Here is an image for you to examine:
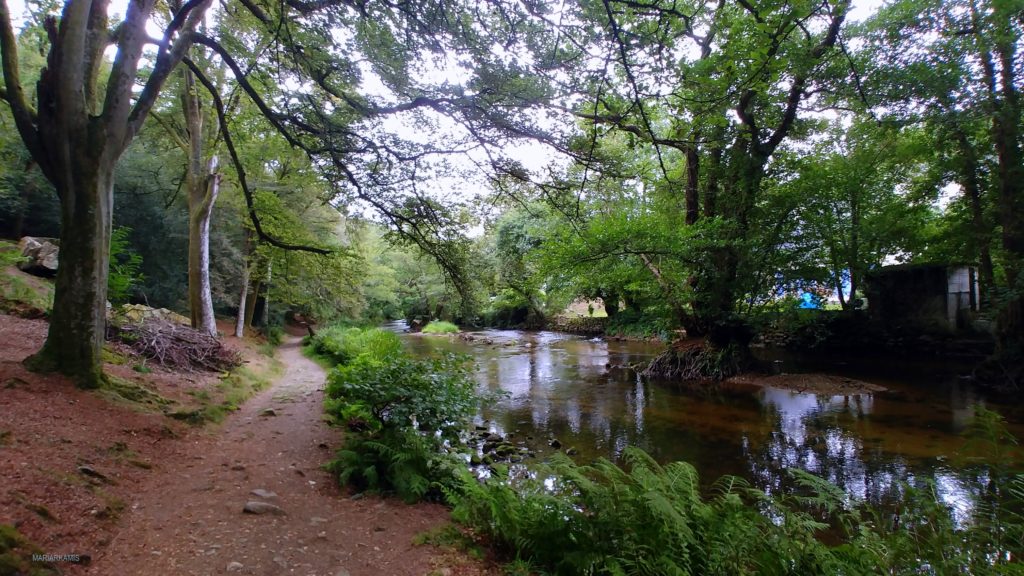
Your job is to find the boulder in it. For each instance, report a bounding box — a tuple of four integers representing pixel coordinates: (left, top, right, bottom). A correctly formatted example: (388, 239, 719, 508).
(116, 303, 191, 326)
(16, 236, 59, 276)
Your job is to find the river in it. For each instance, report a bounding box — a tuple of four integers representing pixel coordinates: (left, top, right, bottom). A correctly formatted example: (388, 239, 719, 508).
(390, 322, 1022, 518)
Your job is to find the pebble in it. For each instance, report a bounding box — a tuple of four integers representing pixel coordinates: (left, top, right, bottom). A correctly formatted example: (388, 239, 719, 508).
(250, 488, 277, 499)
(227, 561, 243, 572)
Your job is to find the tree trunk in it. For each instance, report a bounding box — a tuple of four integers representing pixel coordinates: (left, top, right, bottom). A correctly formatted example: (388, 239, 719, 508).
(953, 128, 996, 299)
(235, 259, 249, 338)
(183, 65, 220, 337)
(245, 279, 261, 328)
(261, 258, 272, 327)
(26, 162, 113, 389)
(187, 166, 220, 335)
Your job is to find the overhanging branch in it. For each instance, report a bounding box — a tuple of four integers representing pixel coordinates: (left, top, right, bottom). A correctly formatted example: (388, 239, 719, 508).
(184, 57, 333, 255)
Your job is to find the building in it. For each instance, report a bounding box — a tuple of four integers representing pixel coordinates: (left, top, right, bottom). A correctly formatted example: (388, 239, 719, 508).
(864, 264, 981, 332)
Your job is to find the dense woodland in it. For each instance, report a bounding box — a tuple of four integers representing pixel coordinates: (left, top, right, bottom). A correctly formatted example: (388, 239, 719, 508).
(0, 0, 1020, 390)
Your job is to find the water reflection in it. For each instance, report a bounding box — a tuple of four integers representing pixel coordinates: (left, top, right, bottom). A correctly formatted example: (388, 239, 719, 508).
(398, 328, 1019, 517)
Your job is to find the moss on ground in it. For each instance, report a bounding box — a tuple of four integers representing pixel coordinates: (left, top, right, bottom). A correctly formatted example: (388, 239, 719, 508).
(0, 524, 60, 575)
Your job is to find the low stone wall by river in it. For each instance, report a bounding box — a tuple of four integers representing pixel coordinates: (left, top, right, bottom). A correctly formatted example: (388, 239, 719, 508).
(547, 315, 608, 335)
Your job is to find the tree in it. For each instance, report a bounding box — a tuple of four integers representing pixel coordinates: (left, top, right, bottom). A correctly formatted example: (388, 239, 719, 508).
(863, 0, 1024, 387)
(0, 0, 211, 387)
(543, 0, 853, 376)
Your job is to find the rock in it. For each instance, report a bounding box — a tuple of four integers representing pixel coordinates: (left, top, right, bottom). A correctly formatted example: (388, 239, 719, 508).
(549, 439, 562, 449)
(565, 447, 579, 456)
(495, 444, 517, 457)
(78, 465, 114, 484)
(242, 501, 285, 515)
(470, 453, 483, 465)
(250, 488, 277, 499)
(17, 236, 59, 276)
(260, 408, 277, 417)
(115, 303, 191, 326)
(226, 561, 244, 572)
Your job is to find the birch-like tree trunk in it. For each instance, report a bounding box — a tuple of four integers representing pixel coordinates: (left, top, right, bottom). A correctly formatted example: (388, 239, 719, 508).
(172, 61, 222, 336)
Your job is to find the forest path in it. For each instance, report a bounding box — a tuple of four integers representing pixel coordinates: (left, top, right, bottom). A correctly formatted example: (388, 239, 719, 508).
(89, 335, 453, 576)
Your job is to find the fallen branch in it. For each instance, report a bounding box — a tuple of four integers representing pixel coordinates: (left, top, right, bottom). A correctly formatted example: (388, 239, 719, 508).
(109, 318, 241, 372)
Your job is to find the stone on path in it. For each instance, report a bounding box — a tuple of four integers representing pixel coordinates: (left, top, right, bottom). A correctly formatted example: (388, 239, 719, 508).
(242, 501, 285, 515)
(250, 488, 277, 499)
(226, 561, 243, 572)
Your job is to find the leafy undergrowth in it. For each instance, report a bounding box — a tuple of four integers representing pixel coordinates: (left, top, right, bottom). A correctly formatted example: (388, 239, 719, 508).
(422, 320, 460, 334)
(306, 324, 403, 365)
(312, 326, 477, 503)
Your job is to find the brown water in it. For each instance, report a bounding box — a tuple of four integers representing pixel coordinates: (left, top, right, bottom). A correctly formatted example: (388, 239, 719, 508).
(393, 323, 1023, 517)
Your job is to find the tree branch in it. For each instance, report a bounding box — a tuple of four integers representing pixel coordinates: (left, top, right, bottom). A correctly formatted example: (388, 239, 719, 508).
(184, 57, 333, 255)
(123, 0, 212, 148)
(0, 0, 43, 163)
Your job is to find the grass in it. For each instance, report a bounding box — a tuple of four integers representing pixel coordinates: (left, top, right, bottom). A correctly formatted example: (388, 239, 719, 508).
(96, 375, 175, 412)
(170, 362, 282, 424)
(422, 320, 459, 334)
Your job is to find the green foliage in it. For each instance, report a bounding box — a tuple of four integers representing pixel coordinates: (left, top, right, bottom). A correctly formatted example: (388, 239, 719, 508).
(308, 326, 403, 366)
(325, 352, 476, 434)
(446, 408, 1024, 576)
(605, 306, 674, 340)
(263, 325, 285, 346)
(422, 320, 459, 334)
(326, 427, 464, 503)
(320, 323, 479, 502)
(107, 227, 144, 306)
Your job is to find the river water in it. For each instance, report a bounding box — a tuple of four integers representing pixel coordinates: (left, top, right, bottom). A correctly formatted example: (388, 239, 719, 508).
(390, 322, 1022, 516)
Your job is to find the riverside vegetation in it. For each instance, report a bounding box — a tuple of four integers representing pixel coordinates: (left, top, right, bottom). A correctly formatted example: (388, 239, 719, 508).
(309, 326, 1024, 575)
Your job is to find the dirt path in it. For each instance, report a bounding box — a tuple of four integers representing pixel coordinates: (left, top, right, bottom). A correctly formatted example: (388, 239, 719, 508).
(89, 336, 454, 576)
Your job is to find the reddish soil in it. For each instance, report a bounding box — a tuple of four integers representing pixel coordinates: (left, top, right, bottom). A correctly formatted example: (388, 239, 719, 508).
(0, 315, 494, 576)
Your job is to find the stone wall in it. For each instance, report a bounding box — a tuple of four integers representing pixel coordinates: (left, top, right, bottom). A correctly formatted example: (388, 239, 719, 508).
(548, 315, 608, 335)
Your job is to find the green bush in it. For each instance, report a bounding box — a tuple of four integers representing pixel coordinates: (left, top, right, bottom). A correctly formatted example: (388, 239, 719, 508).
(108, 226, 144, 305)
(322, 328, 478, 502)
(422, 320, 460, 334)
(308, 326, 403, 365)
(264, 325, 285, 346)
(606, 305, 673, 339)
(326, 427, 464, 503)
(325, 352, 476, 433)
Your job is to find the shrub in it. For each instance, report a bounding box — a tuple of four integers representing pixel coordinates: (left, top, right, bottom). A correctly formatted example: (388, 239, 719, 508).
(605, 305, 673, 340)
(422, 320, 460, 334)
(308, 326, 403, 365)
(108, 226, 144, 305)
(322, 330, 478, 502)
(325, 352, 476, 434)
(264, 325, 285, 346)
(326, 427, 464, 503)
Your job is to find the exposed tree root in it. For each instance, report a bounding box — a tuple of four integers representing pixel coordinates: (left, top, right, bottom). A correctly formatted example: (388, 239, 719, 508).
(641, 340, 748, 381)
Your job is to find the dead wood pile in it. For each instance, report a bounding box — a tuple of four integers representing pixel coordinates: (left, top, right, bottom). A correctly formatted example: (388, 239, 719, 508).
(110, 318, 242, 372)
